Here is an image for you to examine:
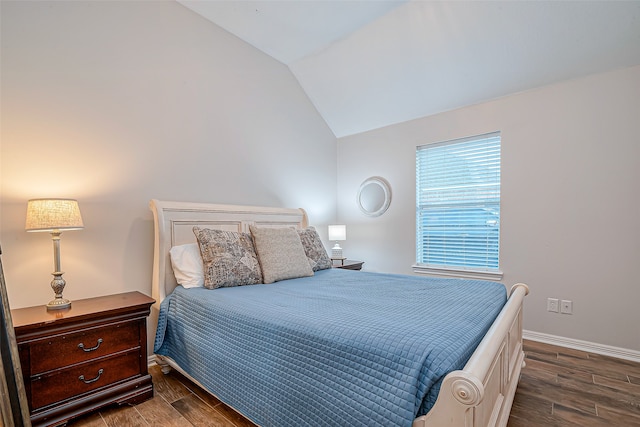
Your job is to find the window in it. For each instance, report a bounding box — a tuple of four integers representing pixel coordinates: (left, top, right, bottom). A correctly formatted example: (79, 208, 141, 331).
(414, 132, 502, 280)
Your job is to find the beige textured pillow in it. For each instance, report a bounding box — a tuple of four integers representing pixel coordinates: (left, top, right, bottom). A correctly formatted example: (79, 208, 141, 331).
(250, 226, 314, 284)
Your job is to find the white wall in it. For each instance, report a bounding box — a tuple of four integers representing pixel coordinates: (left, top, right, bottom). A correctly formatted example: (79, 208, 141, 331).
(0, 1, 337, 309)
(337, 65, 640, 352)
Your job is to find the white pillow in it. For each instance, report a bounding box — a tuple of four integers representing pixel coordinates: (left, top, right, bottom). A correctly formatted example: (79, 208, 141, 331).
(169, 243, 204, 288)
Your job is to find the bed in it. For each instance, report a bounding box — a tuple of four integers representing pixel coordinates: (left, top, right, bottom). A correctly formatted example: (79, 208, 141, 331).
(150, 199, 529, 427)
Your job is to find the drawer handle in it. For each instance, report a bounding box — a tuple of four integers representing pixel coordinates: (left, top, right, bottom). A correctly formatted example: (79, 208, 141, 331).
(78, 369, 104, 384)
(78, 338, 103, 352)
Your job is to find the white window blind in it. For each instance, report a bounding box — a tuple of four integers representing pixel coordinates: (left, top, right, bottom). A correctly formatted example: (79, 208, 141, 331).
(416, 132, 501, 272)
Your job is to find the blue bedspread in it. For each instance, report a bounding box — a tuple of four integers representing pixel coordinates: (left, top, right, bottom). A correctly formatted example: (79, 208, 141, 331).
(154, 268, 506, 427)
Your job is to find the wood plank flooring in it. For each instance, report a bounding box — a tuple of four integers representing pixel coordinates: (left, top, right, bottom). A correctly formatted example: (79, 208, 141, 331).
(508, 340, 640, 426)
(67, 340, 640, 426)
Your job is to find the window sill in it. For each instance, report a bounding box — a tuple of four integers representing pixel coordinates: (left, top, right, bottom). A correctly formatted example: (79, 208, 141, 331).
(412, 264, 503, 281)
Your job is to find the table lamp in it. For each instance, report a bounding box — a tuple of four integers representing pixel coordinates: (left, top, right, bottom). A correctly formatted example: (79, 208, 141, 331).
(25, 198, 84, 310)
(328, 224, 346, 260)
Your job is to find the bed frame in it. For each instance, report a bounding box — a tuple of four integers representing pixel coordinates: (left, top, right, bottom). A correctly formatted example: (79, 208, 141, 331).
(150, 199, 529, 427)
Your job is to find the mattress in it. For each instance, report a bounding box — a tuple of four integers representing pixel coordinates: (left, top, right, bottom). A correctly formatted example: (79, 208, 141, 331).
(154, 268, 506, 427)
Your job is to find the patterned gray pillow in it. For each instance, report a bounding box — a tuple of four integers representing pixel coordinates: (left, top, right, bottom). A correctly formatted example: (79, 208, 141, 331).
(297, 226, 332, 271)
(193, 226, 263, 289)
(250, 226, 314, 284)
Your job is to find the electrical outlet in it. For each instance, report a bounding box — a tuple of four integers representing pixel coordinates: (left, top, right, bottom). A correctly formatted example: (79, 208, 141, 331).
(547, 298, 559, 313)
(561, 300, 573, 314)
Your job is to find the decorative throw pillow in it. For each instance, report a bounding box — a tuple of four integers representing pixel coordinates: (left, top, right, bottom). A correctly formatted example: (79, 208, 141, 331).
(297, 226, 332, 271)
(249, 226, 314, 284)
(169, 243, 204, 288)
(193, 226, 263, 289)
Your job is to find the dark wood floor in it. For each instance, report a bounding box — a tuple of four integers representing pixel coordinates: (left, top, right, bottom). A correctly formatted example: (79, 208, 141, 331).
(508, 340, 640, 426)
(68, 340, 640, 426)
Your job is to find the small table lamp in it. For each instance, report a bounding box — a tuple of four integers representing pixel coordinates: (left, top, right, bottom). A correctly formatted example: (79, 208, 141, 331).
(328, 224, 346, 260)
(25, 198, 84, 310)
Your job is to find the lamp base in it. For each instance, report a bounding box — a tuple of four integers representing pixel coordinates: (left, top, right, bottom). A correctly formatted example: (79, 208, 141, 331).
(47, 298, 71, 310)
(48, 271, 71, 310)
(331, 243, 343, 259)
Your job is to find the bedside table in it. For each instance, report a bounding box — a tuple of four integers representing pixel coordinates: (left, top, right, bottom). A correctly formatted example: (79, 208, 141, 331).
(333, 260, 364, 271)
(11, 291, 155, 427)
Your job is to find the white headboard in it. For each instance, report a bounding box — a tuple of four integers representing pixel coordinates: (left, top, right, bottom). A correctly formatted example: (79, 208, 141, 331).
(150, 199, 308, 307)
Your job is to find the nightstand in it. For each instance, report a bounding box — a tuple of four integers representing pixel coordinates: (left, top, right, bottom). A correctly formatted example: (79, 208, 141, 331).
(11, 291, 155, 427)
(333, 260, 364, 271)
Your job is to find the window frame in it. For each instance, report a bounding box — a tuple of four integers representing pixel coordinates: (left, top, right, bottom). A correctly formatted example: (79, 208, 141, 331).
(413, 132, 503, 281)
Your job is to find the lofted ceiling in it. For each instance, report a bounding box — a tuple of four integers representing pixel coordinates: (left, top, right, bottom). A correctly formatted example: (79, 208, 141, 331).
(178, 0, 640, 138)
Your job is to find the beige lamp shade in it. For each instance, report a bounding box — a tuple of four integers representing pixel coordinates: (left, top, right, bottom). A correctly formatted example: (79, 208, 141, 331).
(25, 199, 84, 232)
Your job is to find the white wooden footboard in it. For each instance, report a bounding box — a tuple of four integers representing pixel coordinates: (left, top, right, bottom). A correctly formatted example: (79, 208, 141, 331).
(413, 283, 529, 427)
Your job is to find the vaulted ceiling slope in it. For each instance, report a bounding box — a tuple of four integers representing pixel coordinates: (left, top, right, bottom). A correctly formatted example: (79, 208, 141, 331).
(178, 1, 640, 138)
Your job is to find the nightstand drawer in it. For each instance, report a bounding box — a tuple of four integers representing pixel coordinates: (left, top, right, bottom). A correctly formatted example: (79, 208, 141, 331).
(29, 320, 140, 374)
(30, 349, 141, 410)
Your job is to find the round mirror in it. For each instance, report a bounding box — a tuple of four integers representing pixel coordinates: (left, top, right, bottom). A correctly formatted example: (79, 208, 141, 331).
(357, 176, 392, 217)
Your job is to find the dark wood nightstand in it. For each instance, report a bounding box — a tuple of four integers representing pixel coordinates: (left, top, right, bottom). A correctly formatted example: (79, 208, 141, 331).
(332, 260, 364, 271)
(11, 291, 155, 427)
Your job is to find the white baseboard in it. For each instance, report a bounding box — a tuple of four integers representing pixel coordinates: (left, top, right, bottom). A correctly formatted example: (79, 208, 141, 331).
(524, 330, 640, 363)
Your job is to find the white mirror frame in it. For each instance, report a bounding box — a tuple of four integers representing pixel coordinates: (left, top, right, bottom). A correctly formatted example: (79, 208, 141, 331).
(357, 176, 392, 217)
